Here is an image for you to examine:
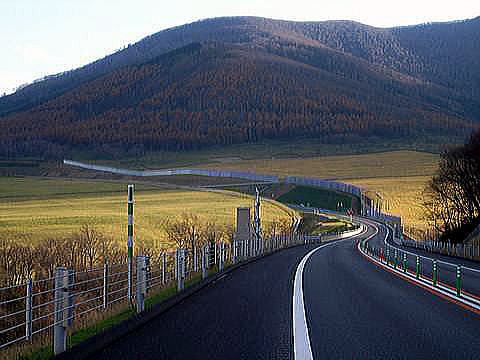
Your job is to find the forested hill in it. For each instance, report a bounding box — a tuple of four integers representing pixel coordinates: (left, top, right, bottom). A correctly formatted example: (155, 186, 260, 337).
(1, 16, 479, 157)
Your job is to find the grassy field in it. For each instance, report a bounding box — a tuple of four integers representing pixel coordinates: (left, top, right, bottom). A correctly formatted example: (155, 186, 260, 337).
(195, 150, 439, 230)
(58, 135, 457, 170)
(277, 185, 356, 212)
(348, 176, 431, 229)
(197, 150, 438, 180)
(1, 177, 291, 248)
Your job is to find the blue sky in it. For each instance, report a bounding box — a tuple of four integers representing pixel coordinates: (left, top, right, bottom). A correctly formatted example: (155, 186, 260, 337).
(1, 0, 479, 95)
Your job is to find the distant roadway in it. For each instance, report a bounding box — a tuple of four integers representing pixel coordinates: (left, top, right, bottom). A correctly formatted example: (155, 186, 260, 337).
(90, 217, 480, 359)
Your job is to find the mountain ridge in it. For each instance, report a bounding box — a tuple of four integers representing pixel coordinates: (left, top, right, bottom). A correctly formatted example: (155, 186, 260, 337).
(1, 16, 479, 158)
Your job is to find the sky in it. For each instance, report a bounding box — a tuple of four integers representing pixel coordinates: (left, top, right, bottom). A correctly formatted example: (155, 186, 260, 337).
(1, 0, 479, 95)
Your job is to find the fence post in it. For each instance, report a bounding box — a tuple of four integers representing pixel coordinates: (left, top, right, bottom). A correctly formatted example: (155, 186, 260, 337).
(176, 249, 186, 291)
(136, 255, 149, 313)
(103, 263, 108, 310)
(193, 247, 198, 273)
(432, 259, 438, 286)
(416, 256, 420, 279)
(231, 242, 236, 264)
(54, 267, 69, 355)
(219, 242, 225, 271)
(456, 265, 462, 297)
(202, 245, 208, 279)
(25, 278, 33, 341)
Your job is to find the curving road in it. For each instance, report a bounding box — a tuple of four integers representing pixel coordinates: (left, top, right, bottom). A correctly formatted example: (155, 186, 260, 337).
(88, 219, 480, 360)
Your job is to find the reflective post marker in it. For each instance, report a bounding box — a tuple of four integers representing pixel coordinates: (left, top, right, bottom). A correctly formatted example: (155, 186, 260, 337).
(403, 253, 407, 273)
(127, 185, 134, 302)
(456, 265, 462, 297)
(432, 259, 438, 286)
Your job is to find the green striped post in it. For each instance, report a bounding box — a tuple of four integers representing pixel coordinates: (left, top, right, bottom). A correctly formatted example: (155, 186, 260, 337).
(394, 249, 398, 270)
(456, 265, 462, 297)
(127, 184, 134, 302)
(403, 253, 407, 273)
(432, 259, 438, 286)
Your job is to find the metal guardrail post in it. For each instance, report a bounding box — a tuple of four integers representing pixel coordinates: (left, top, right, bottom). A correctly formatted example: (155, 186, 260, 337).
(25, 278, 33, 341)
(456, 265, 462, 297)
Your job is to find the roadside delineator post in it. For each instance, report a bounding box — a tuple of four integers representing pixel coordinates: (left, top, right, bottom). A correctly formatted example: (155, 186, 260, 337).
(432, 259, 438, 286)
(394, 249, 398, 270)
(416, 256, 420, 279)
(127, 184, 134, 303)
(403, 253, 407, 273)
(456, 265, 462, 297)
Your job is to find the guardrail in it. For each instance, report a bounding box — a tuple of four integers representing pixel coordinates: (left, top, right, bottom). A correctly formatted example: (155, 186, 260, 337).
(64, 160, 373, 215)
(359, 221, 480, 312)
(304, 224, 365, 242)
(0, 233, 316, 355)
(401, 238, 480, 262)
(63, 160, 280, 183)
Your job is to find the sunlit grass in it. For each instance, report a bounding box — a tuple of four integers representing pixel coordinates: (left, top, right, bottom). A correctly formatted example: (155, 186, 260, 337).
(196, 151, 438, 230)
(1, 177, 290, 247)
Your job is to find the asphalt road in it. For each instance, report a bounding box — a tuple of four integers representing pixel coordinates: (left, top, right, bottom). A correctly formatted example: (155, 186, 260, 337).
(365, 218, 480, 300)
(89, 221, 480, 360)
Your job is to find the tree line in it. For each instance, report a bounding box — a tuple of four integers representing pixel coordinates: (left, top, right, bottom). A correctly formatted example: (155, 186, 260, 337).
(0, 41, 473, 159)
(424, 129, 480, 243)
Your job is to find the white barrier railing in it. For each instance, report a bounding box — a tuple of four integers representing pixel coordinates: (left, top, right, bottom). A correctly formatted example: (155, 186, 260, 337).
(0, 232, 319, 354)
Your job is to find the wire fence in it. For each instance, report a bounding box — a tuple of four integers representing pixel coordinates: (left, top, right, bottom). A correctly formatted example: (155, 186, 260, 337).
(1, 231, 341, 354)
(401, 238, 480, 262)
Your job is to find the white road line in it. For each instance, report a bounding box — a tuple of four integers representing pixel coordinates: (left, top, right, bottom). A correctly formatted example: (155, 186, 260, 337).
(292, 227, 369, 360)
(358, 221, 480, 310)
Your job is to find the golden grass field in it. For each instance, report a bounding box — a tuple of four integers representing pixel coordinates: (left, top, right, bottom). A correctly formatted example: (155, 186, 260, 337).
(196, 150, 439, 230)
(1, 177, 290, 248)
